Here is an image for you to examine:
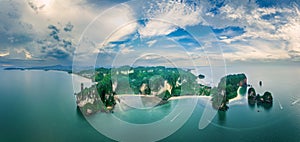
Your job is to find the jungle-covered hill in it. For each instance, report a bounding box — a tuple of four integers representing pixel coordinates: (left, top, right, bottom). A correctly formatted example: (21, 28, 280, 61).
(75, 66, 250, 115)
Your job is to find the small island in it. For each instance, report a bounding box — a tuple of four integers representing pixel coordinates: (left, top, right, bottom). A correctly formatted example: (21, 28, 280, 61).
(211, 73, 247, 111)
(248, 86, 273, 109)
(75, 66, 273, 115)
(4, 65, 73, 73)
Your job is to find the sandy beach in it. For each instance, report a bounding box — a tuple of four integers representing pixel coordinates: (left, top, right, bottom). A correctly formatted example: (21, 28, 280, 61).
(168, 95, 211, 101)
(115, 94, 212, 102)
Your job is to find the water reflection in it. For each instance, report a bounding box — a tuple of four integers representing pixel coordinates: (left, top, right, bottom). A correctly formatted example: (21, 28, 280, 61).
(239, 86, 247, 96)
(257, 102, 273, 111)
(76, 106, 86, 120)
(248, 99, 273, 111)
(217, 111, 226, 125)
(216, 86, 274, 124)
(248, 99, 256, 109)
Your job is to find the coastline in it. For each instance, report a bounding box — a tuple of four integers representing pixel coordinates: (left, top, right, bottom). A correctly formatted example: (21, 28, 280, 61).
(115, 94, 211, 100)
(228, 87, 248, 105)
(71, 73, 96, 93)
(113, 94, 212, 112)
(169, 95, 211, 100)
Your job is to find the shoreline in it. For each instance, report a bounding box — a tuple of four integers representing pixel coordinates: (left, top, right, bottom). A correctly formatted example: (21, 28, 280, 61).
(169, 95, 211, 100)
(115, 94, 211, 99)
(71, 73, 96, 93)
(113, 94, 212, 112)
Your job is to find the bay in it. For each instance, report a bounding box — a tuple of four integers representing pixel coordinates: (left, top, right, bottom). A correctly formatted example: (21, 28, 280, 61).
(0, 64, 300, 141)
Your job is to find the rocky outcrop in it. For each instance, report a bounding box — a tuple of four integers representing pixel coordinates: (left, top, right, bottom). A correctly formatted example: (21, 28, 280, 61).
(212, 73, 247, 111)
(75, 84, 115, 115)
(247, 86, 273, 110)
(247, 87, 273, 104)
(258, 91, 273, 104)
(248, 87, 256, 100)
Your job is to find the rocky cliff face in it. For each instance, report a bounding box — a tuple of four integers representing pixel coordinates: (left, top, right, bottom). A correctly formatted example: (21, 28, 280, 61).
(75, 85, 106, 115)
(164, 80, 173, 95)
(139, 83, 148, 95)
(139, 80, 173, 96)
(76, 85, 99, 107)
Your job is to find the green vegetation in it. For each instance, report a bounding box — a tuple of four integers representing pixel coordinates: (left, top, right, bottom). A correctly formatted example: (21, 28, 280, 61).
(262, 91, 273, 102)
(247, 86, 273, 110)
(114, 66, 199, 98)
(76, 66, 203, 115)
(217, 74, 247, 100)
(211, 73, 247, 111)
(76, 67, 259, 114)
(248, 87, 256, 100)
(247, 87, 257, 107)
(211, 90, 228, 111)
(257, 91, 273, 104)
(198, 85, 211, 96)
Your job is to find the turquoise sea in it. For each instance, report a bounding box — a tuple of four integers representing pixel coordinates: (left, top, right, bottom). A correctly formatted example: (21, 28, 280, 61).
(1, 64, 300, 141)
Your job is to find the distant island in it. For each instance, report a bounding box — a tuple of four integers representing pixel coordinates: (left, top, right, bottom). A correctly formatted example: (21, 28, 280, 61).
(4, 65, 73, 73)
(75, 66, 274, 115)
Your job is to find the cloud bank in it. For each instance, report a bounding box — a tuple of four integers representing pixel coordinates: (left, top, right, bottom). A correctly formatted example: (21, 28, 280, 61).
(0, 0, 299, 67)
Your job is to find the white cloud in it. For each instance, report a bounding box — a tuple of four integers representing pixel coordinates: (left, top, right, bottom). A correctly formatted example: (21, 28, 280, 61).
(105, 21, 137, 43)
(120, 45, 135, 54)
(74, 4, 137, 65)
(2, 48, 34, 60)
(201, 1, 300, 62)
(143, 54, 162, 60)
(0, 0, 101, 63)
(0, 52, 10, 57)
(1, 0, 138, 63)
(146, 39, 157, 47)
(219, 36, 228, 39)
(16, 0, 98, 39)
(223, 40, 290, 61)
(139, 1, 204, 37)
(139, 20, 176, 37)
(90, 4, 137, 43)
(276, 5, 300, 54)
(14, 48, 32, 59)
(2, 0, 300, 66)
(76, 3, 137, 53)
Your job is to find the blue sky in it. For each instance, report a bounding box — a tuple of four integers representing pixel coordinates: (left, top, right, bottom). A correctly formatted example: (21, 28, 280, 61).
(0, 0, 299, 67)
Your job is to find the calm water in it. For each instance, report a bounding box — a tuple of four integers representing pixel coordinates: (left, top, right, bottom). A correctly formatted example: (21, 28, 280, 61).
(0, 70, 112, 142)
(1, 65, 300, 142)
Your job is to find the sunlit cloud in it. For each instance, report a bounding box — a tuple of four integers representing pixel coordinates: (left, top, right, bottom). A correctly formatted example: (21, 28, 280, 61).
(1, 0, 300, 67)
(0, 52, 10, 57)
(139, 1, 204, 38)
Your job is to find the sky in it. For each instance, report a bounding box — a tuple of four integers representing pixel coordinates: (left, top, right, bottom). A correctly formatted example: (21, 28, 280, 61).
(0, 0, 299, 68)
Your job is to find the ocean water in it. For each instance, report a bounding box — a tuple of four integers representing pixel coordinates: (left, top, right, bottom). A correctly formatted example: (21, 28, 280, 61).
(0, 70, 111, 142)
(163, 64, 300, 142)
(0, 64, 300, 142)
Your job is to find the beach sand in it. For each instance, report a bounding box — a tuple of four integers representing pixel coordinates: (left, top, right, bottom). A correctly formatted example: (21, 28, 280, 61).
(114, 94, 212, 112)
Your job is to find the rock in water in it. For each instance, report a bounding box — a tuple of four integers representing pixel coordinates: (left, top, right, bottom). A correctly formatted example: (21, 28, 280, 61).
(248, 87, 256, 100)
(262, 91, 273, 103)
(198, 74, 205, 79)
(259, 81, 262, 87)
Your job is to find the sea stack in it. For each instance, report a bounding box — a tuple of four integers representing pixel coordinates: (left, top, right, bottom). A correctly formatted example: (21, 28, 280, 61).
(259, 81, 262, 87)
